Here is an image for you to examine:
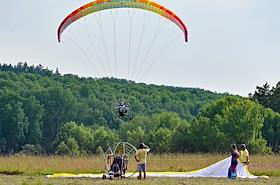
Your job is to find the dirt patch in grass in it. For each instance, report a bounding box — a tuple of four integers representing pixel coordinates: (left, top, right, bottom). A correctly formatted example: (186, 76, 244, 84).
(0, 171, 24, 175)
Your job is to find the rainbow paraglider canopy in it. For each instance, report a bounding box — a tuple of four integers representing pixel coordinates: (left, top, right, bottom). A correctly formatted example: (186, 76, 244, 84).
(57, 0, 188, 42)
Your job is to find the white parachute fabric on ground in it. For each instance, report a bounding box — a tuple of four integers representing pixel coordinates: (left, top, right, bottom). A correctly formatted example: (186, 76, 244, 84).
(146, 157, 257, 179)
(47, 157, 258, 179)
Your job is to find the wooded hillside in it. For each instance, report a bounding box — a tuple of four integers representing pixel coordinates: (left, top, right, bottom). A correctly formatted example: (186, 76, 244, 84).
(0, 63, 279, 154)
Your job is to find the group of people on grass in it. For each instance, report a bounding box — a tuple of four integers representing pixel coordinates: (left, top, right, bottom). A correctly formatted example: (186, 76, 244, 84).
(135, 143, 250, 180)
(228, 144, 250, 179)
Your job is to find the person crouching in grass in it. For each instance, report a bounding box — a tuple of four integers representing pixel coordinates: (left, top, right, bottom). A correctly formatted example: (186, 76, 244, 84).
(135, 143, 150, 180)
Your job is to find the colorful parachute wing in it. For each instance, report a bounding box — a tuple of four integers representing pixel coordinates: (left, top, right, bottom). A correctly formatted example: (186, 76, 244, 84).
(57, 0, 188, 42)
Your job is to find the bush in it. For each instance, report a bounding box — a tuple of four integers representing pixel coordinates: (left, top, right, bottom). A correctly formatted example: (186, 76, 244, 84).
(20, 144, 42, 155)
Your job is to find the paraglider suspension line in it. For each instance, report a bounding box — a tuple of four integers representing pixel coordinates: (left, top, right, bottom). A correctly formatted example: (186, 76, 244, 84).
(141, 36, 179, 81)
(80, 18, 106, 74)
(95, 14, 112, 77)
(111, 11, 117, 77)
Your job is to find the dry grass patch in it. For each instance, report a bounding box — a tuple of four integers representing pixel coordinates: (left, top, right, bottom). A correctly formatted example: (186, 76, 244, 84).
(0, 154, 279, 176)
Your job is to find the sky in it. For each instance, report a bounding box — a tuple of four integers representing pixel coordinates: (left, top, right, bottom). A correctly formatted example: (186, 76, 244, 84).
(0, 0, 279, 96)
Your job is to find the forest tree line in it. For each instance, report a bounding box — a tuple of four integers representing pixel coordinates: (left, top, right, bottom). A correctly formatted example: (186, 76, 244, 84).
(0, 63, 279, 155)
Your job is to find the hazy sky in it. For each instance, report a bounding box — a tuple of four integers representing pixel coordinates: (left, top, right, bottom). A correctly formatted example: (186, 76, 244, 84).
(1, 0, 279, 96)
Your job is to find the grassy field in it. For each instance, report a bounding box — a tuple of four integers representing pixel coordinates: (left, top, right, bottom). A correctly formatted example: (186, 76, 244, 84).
(0, 175, 280, 185)
(0, 154, 279, 176)
(0, 154, 279, 184)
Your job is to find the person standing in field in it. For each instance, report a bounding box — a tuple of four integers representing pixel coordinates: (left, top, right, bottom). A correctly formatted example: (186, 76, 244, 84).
(135, 143, 150, 180)
(228, 144, 240, 179)
(240, 144, 249, 165)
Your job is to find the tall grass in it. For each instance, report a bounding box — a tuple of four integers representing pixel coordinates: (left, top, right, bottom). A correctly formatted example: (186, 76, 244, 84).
(0, 154, 279, 176)
(0, 155, 104, 175)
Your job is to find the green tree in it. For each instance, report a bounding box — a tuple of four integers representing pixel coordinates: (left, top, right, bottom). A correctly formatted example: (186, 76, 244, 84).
(125, 127, 146, 147)
(193, 97, 270, 153)
(251, 82, 280, 114)
(23, 96, 43, 145)
(189, 116, 225, 152)
(56, 137, 80, 156)
(56, 141, 69, 155)
(37, 86, 78, 153)
(56, 122, 93, 154)
(91, 127, 119, 154)
(150, 128, 172, 153)
(263, 109, 280, 152)
(0, 95, 28, 153)
(171, 120, 191, 152)
(269, 82, 280, 113)
(251, 82, 272, 107)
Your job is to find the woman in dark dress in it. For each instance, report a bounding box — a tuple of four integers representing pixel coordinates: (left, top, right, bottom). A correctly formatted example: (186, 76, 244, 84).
(228, 144, 240, 179)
